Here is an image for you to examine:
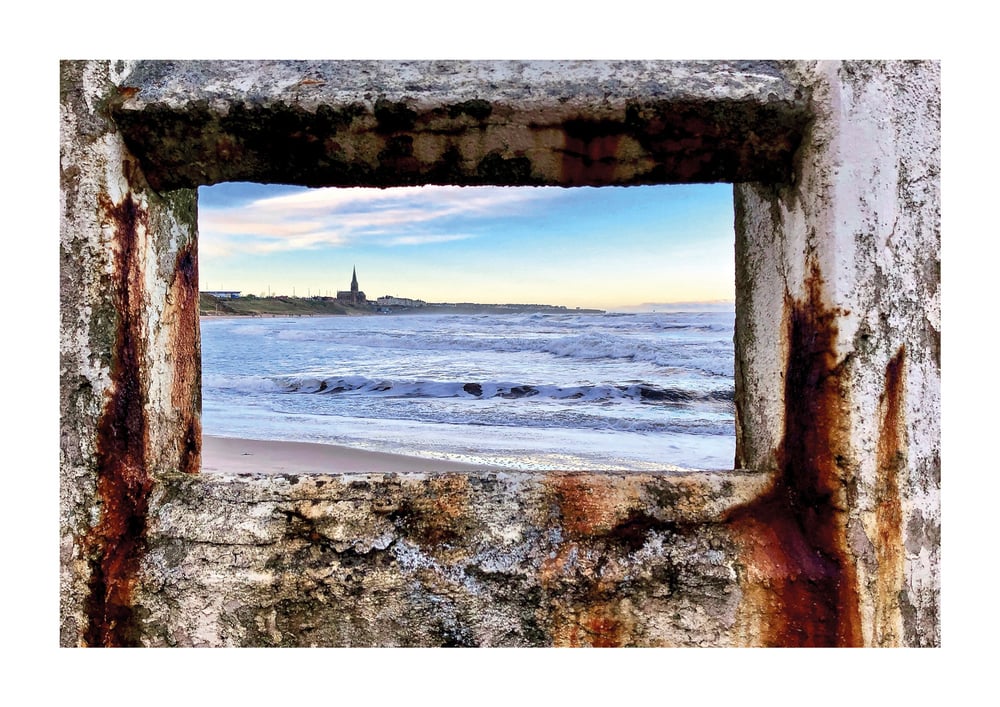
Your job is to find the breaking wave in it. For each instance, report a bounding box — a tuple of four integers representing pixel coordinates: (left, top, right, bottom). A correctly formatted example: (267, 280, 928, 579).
(206, 372, 733, 405)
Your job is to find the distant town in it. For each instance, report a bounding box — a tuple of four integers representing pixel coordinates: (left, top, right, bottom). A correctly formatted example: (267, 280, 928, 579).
(200, 268, 604, 317)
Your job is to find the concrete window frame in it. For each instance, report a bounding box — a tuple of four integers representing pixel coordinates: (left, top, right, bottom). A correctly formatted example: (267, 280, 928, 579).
(60, 60, 940, 647)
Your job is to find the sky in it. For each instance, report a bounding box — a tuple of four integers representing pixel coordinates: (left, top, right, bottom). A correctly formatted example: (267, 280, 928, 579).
(197, 181, 736, 310)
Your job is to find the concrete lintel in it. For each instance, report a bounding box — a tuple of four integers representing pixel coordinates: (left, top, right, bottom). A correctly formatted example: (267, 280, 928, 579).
(110, 60, 811, 189)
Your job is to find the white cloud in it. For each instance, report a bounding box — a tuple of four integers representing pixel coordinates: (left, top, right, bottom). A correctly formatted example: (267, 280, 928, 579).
(386, 233, 476, 246)
(198, 185, 556, 254)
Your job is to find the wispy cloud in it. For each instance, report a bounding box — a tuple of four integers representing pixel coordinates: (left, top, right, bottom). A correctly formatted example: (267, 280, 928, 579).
(199, 185, 554, 256)
(386, 233, 475, 246)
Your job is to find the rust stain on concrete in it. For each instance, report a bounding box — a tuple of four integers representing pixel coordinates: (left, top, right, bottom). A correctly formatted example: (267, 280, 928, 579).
(541, 474, 653, 647)
(560, 120, 623, 186)
(548, 601, 633, 648)
(168, 240, 201, 475)
(547, 473, 647, 538)
(874, 346, 906, 645)
(83, 192, 153, 647)
(570, 603, 631, 647)
(584, 609, 626, 647)
(399, 475, 473, 547)
(728, 263, 863, 646)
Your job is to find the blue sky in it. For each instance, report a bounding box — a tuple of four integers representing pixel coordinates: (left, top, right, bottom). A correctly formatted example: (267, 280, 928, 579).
(198, 182, 735, 310)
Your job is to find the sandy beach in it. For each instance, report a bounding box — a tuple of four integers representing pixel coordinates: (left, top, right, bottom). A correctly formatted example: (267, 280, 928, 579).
(201, 435, 487, 474)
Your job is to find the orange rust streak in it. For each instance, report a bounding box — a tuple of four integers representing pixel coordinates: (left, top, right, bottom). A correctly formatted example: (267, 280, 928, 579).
(874, 347, 906, 645)
(548, 474, 646, 538)
(551, 604, 630, 648)
(561, 131, 621, 186)
(84, 192, 153, 647)
(542, 475, 649, 647)
(728, 263, 863, 647)
(584, 608, 626, 648)
(169, 240, 201, 475)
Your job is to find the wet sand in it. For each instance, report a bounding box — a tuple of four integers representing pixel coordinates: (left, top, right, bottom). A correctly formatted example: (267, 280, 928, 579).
(201, 435, 487, 474)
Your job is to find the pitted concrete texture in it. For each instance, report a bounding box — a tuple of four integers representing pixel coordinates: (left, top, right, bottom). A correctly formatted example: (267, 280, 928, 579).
(60, 60, 939, 646)
(111, 60, 811, 190)
(118, 60, 801, 108)
(60, 62, 201, 647)
(139, 470, 770, 646)
(733, 61, 940, 646)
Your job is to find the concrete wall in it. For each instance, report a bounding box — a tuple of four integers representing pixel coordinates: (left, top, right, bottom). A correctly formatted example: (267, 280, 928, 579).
(59, 60, 939, 646)
(733, 62, 940, 646)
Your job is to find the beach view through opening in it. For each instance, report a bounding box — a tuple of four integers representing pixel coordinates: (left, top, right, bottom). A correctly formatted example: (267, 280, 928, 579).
(197, 183, 736, 472)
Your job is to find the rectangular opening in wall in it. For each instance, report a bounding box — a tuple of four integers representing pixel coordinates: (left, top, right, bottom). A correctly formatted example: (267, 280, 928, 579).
(196, 183, 736, 474)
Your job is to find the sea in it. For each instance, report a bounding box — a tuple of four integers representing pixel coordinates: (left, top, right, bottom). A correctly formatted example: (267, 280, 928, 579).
(200, 309, 736, 471)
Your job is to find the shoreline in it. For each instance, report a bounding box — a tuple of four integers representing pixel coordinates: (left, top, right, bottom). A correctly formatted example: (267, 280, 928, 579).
(201, 435, 489, 474)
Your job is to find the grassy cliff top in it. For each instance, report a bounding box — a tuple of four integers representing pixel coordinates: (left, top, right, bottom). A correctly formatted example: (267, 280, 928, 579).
(200, 293, 605, 317)
(200, 293, 355, 317)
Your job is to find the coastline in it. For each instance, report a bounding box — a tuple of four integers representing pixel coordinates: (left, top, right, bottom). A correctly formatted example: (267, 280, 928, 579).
(201, 435, 488, 474)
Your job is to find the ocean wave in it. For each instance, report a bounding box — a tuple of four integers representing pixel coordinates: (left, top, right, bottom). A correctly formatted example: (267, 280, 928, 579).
(248, 374, 735, 405)
(255, 328, 731, 375)
(201, 312, 738, 465)
(525, 333, 731, 373)
(217, 399, 734, 437)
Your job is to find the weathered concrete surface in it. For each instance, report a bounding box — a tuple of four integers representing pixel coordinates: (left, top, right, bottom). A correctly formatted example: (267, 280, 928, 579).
(60, 61, 201, 646)
(60, 60, 939, 647)
(138, 470, 769, 646)
(111, 60, 810, 190)
(733, 62, 940, 646)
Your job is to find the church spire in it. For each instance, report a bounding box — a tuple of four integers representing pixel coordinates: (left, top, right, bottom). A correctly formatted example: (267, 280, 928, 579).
(351, 266, 358, 293)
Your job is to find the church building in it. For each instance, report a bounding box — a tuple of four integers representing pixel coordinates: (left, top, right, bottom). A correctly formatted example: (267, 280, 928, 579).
(336, 267, 367, 306)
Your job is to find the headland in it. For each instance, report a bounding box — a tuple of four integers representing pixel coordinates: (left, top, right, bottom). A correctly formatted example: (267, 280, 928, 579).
(200, 293, 603, 317)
